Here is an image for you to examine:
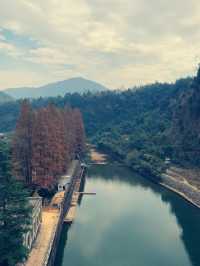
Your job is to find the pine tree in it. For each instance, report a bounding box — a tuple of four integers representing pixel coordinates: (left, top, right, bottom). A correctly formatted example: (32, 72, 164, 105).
(0, 141, 31, 266)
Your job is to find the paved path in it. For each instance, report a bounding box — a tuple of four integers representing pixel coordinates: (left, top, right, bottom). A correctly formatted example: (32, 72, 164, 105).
(25, 209, 59, 266)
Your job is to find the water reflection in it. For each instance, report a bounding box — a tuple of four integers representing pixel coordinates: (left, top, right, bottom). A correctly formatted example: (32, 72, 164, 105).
(55, 224, 71, 266)
(55, 164, 200, 266)
(90, 164, 200, 266)
(88, 164, 161, 191)
(161, 193, 200, 266)
(77, 174, 86, 206)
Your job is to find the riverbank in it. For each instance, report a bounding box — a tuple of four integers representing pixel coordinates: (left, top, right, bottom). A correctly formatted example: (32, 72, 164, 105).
(90, 147, 108, 164)
(90, 147, 200, 210)
(161, 167, 200, 209)
(160, 182, 200, 209)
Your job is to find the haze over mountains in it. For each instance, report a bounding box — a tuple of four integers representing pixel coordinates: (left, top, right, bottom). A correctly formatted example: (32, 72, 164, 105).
(0, 91, 13, 104)
(4, 77, 108, 99)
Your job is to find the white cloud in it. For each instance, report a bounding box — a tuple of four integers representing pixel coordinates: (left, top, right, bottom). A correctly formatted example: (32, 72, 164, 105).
(0, 33, 5, 41)
(0, 0, 200, 89)
(0, 40, 22, 58)
(0, 69, 49, 89)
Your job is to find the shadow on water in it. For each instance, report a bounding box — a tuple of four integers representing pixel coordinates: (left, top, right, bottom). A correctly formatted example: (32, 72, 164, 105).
(55, 164, 200, 266)
(78, 174, 86, 206)
(55, 223, 71, 266)
(55, 174, 86, 266)
(89, 164, 200, 266)
(87, 163, 163, 193)
(161, 192, 200, 266)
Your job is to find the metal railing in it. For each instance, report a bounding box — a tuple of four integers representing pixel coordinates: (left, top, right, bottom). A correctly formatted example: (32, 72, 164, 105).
(42, 163, 84, 266)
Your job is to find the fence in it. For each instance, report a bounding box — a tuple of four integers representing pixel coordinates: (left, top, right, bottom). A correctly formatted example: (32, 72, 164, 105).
(43, 162, 84, 266)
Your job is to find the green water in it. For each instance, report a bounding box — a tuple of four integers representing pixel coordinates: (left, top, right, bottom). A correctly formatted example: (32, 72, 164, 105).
(55, 164, 200, 266)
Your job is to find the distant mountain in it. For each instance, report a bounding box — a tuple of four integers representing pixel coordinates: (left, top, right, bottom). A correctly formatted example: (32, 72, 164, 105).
(4, 77, 108, 99)
(0, 91, 13, 104)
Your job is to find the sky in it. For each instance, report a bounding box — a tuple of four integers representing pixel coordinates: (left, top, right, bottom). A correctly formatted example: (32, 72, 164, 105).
(0, 0, 200, 90)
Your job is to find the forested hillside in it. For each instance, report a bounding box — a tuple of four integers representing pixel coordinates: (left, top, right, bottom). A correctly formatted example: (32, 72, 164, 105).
(0, 71, 199, 178)
(170, 67, 200, 166)
(0, 140, 31, 266)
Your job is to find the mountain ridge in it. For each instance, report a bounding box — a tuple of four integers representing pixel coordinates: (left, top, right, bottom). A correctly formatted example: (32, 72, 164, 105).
(0, 91, 14, 104)
(4, 77, 108, 99)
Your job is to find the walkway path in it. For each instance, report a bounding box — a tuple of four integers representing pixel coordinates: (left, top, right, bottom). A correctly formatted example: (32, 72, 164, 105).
(25, 208, 59, 266)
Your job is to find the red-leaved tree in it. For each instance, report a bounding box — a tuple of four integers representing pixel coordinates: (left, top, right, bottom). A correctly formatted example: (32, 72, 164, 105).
(12, 103, 85, 190)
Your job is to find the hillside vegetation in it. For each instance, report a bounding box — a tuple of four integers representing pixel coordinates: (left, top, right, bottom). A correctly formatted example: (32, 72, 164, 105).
(170, 68, 200, 166)
(0, 69, 199, 179)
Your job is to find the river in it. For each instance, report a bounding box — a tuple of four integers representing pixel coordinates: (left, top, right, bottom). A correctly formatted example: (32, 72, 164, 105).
(55, 164, 200, 266)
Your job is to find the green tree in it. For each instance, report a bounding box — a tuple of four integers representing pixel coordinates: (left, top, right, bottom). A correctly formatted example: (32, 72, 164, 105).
(0, 141, 31, 266)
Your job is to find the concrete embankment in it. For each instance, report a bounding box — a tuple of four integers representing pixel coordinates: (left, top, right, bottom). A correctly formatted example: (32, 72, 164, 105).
(25, 161, 86, 266)
(161, 167, 200, 209)
(90, 146, 200, 209)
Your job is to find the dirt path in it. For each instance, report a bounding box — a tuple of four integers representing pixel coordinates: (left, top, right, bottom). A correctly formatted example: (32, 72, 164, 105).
(90, 148, 107, 164)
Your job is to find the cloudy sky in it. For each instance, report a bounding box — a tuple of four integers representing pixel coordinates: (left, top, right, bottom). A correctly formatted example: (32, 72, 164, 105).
(0, 0, 200, 90)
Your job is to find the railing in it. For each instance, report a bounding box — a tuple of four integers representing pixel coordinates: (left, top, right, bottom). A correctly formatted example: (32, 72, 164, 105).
(42, 162, 84, 266)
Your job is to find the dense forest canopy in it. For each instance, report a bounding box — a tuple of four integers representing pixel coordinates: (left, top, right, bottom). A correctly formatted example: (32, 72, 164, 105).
(0, 77, 192, 134)
(0, 70, 199, 178)
(0, 140, 31, 266)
